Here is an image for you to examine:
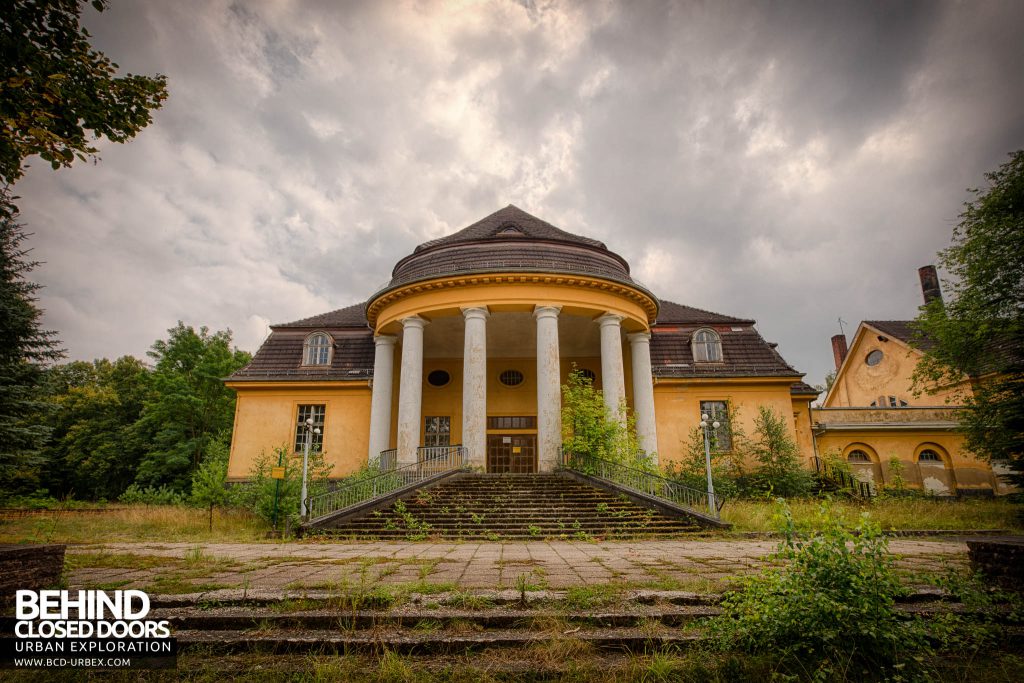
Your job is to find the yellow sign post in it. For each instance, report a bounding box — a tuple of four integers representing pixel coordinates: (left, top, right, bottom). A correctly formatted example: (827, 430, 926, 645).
(271, 466, 286, 480)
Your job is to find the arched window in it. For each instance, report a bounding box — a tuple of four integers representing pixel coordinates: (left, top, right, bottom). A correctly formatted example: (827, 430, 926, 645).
(847, 449, 871, 463)
(918, 449, 942, 463)
(692, 329, 723, 362)
(303, 332, 332, 366)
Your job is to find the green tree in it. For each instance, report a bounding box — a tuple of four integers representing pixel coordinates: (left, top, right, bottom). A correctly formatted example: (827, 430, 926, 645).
(190, 436, 233, 531)
(560, 368, 646, 470)
(0, 212, 62, 492)
(0, 0, 168, 197)
(134, 323, 250, 491)
(913, 150, 1024, 483)
(43, 356, 149, 499)
(747, 405, 812, 497)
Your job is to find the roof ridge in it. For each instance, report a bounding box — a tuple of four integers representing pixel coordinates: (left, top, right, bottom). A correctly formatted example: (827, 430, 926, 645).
(412, 205, 607, 253)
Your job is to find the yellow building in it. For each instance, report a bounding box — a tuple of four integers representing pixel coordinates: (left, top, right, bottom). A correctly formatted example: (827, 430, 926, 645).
(814, 267, 1013, 496)
(226, 205, 819, 483)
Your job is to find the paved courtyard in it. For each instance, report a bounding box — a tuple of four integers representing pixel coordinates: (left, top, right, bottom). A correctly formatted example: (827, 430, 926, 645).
(67, 538, 970, 593)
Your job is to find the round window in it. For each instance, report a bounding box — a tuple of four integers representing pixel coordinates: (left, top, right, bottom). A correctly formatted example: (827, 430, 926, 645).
(579, 369, 597, 383)
(427, 370, 450, 387)
(919, 449, 942, 463)
(499, 369, 525, 387)
(865, 350, 884, 366)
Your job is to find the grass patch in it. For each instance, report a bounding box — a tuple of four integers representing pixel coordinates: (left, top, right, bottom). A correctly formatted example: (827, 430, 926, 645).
(0, 504, 270, 544)
(721, 497, 1022, 532)
(563, 582, 626, 609)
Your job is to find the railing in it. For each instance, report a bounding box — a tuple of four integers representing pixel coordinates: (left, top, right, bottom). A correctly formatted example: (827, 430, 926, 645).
(374, 448, 397, 471)
(813, 456, 875, 498)
(304, 445, 468, 523)
(560, 449, 726, 519)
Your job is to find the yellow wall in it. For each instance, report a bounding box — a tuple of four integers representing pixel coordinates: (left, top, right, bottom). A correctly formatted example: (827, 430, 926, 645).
(653, 379, 806, 469)
(813, 430, 995, 495)
(226, 382, 371, 481)
(372, 280, 654, 334)
(826, 324, 966, 408)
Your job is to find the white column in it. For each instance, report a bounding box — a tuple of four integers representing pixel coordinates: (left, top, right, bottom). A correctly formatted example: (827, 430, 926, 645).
(367, 335, 397, 462)
(461, 306, 489, 469)
(396, 316, 427, 466)
(597, 313, 626, 423)
(534, 305, 562, 472)
(628, 332, 659, 463)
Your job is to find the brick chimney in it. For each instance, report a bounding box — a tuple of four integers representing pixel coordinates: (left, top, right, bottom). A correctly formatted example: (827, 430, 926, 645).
(831, 334, 848, 370)
(918, 265, 943, 305)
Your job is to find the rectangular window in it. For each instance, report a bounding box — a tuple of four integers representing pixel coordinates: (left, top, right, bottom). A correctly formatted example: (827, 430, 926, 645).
(487, 416, 537, 430)
(294, 404, 325, 452)
(699, 400, 731, 451)
(424, 416, 451, 447)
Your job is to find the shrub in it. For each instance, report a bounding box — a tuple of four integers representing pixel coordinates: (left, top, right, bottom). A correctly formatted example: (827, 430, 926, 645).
(744, 406, 812, 497)
(709, 501, 928, 678)
(118, 484, 187, 506)
(561, 368, 651, 471)
(236, 445, 332, 528)
(663, 426, 741, 499)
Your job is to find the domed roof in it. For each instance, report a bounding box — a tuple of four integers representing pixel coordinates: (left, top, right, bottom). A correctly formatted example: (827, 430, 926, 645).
(383, 205, 639, 291)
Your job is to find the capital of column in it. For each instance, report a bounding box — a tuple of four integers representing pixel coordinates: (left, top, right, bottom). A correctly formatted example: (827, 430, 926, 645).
(627, 332, 651, 345)
(596, 312, 624, 328)
(461, 306, 490, 321)
(401, 315, 428, 330)
(533, 305, 561, 320)
(374, 334, 398, 347)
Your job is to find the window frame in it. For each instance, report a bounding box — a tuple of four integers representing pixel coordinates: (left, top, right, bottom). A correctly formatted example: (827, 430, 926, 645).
(692, 328, 723, 363)
(699, 400, 732, 452)
(847, 449, 871, 463)
(294, 404, 326, 453)
(424, 415, 451, 447)
(302, 331, 333, 367)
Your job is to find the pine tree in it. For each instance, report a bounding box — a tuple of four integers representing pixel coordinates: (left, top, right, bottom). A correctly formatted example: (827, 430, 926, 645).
(0, 201, 63, 491)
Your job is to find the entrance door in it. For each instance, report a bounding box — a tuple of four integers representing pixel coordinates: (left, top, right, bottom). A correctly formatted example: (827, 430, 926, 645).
(487, 434, 537, 473)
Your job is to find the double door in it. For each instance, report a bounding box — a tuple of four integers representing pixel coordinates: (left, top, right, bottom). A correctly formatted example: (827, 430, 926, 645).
(486, 434, 537, 473)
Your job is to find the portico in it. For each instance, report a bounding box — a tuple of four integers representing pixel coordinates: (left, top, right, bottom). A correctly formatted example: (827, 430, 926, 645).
(367, 298, 657, 473)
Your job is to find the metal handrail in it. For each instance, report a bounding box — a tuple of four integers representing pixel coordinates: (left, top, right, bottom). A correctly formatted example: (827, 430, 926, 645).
(813, 456, 876, 498)
(560, 449, 726, 518)
(374, 448, 397, 471)
(305, 446, 468, 522)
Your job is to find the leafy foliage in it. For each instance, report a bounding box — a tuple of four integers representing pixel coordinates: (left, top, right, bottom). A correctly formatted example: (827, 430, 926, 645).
(710, 502, 927, 679)
(0, 0, 168, 192)
(239, 445, 333, 528)
(913, 150, 1024, 483)
(118, 483, 187, 506)
(744, 406, 812, 497)
(190, 436, 234, 530)
(133, 322, 250, 491)
(43, 357, 149, 500)
(662, 426, 741, 499)
(0, 209, 62, 492)
(560, 367, 649, 470)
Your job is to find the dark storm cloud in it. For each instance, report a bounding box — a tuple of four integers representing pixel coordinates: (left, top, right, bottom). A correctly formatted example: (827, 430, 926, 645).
(12, 0, 1024, 389)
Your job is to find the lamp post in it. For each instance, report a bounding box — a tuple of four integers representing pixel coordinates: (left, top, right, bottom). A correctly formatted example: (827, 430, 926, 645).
(699, 413, 720, 517)
(299, 418, 321, 518)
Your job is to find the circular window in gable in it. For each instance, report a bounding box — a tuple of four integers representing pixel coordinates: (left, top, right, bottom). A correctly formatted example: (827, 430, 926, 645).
(865, 350, 884, 366)
(499, 369, 525, 387)
(427, 370, 450, 387)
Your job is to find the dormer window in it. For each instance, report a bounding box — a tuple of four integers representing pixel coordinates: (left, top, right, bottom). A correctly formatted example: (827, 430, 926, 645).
(692, 328, 723, 362)
(303, 332, 332, 366)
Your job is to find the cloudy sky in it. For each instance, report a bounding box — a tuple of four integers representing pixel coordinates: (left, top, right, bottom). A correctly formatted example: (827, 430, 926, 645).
(15, 0, 1024, 388)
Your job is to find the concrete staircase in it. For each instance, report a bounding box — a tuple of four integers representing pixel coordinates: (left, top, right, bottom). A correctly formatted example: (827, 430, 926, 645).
(312, 473, 703, 540)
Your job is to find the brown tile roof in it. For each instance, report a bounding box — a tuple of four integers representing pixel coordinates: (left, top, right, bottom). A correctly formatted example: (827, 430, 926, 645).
(228, 330, 374, 382)
(381, 205, 644, 295)
(791, 381, 821, 396)
(390, 242, 633, 287)
(276, 303, 368, 329)
(655, 300, 753, 325)
(650, 326, 801, 379)
(863, 320, 934, 350)
(414, 205, 607, 252)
